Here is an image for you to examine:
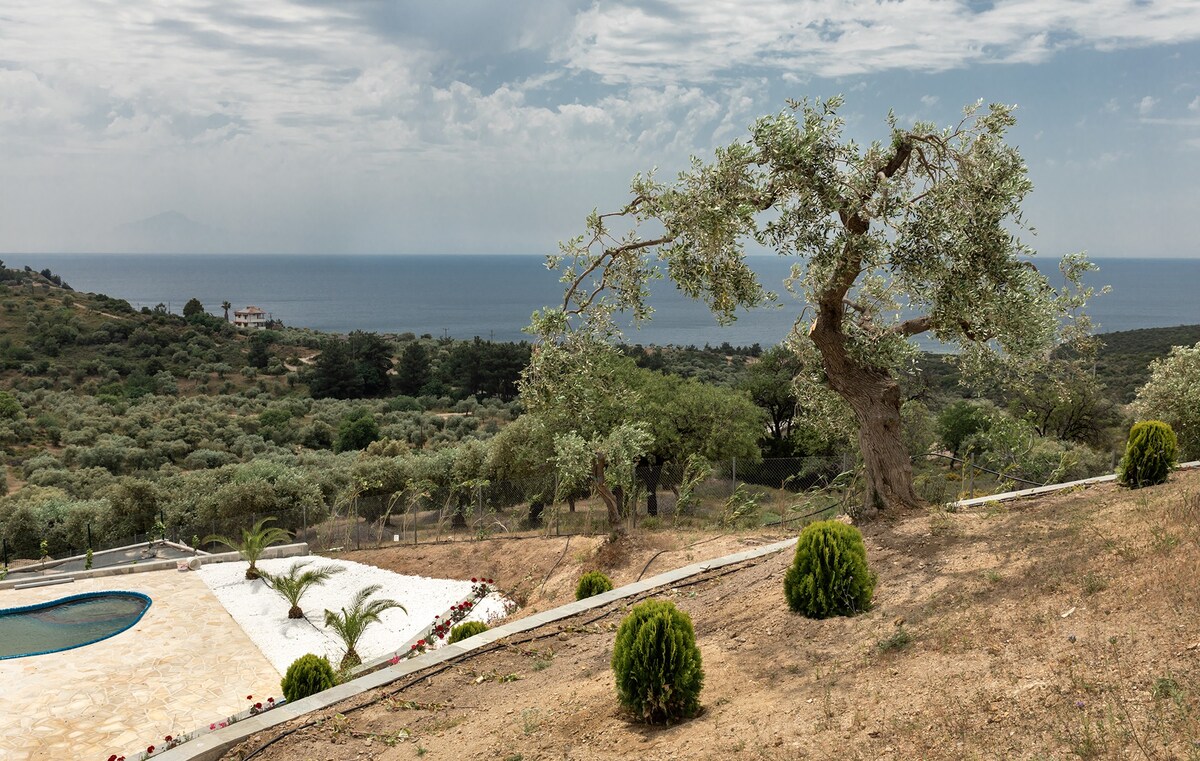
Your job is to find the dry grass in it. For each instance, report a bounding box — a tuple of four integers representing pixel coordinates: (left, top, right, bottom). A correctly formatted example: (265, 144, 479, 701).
(229, 469, 1200, 761)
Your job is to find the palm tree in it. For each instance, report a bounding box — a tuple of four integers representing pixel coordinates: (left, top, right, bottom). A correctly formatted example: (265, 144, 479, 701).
(323, 584, 406, 669)
(203, 517, 292, 580)
(260, 561, 344, 619)
(221, 300, 232, 321)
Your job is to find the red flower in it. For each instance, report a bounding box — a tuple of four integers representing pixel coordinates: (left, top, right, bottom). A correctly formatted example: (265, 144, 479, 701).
(164, 736, 173, 742)
(268, 697, 275, 703)
(210, 724, 216, 730)
(147, 746, 155, 754)
(418, 639, 425, 646)
(471, 577, 478, 582)
(246, 695, 253, 700)
(410, 644, 418, 649)
(255, 702, 262, 709)
(109, 755, 117, 761)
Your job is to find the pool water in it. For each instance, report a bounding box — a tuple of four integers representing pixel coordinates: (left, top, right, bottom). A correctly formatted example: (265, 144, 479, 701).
(0, 591, 152, 659)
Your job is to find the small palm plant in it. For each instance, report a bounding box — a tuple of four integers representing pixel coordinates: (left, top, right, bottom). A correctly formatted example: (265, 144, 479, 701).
(323, 584, 406, 669)
(260, 561, 344, 619)
(203, 517, 292, 580)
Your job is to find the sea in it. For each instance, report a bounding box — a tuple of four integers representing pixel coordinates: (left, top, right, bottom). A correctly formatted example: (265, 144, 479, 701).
(8, 254, 1200, 349)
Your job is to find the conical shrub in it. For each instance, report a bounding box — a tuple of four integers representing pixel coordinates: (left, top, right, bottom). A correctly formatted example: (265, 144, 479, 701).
(1118, 420, 1177, 488)
(575, 570, 614, 600)
(280, 653, 336, 703)
(783, 520, 876, 619)
(611, 599, 703, 724)
(448, 620, 489, 644)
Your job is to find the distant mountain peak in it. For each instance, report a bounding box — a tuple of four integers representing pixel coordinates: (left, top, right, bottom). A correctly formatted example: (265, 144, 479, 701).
(112, 211, 232, 253)
(117, 210, 212, 233)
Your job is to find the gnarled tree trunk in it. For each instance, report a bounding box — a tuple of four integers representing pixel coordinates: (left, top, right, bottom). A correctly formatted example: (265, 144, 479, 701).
(593, 452, 624, 532)
(847, 377, 921, 513)
(809, 253, 923, 515)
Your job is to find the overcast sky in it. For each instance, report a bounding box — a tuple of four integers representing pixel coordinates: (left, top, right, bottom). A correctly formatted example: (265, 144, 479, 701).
(2, 1, 1199, 257)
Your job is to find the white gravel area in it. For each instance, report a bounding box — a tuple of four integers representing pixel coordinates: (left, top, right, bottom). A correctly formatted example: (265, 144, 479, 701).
(197, 556, 510, 674)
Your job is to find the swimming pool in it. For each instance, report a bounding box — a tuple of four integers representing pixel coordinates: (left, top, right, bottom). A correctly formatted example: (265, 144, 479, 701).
(0, 591, 152, 659)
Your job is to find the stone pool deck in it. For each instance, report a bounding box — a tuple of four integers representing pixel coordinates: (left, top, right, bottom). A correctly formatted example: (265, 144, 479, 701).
(0, 569, 281, 760)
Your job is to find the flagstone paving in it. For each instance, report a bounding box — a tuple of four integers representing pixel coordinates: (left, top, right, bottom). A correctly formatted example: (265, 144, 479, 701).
(0, 568, 281, 760)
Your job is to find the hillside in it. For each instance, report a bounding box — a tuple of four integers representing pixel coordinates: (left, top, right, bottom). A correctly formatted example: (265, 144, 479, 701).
(1092, 325, 1200, 403)
(0, 265, 297, 399)
(229, 470, 1200, 760)
(915, 323, 1200, 406)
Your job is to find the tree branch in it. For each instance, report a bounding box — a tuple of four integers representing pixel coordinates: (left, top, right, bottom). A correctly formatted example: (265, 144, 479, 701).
(891, 315, 933, 337)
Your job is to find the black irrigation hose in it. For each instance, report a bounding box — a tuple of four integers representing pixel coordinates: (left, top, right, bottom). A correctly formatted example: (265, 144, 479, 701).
(916, 452, 1046, 488)
(636, 532, 729, 582)
(539, 535, 571, 595)
(635, 500, 838, 583)
(238, 555, 774, 760)
(761, 500, 844, 529)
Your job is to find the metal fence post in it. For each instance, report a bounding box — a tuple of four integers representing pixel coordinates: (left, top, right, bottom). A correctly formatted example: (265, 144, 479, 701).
(731, 456, 737, 497)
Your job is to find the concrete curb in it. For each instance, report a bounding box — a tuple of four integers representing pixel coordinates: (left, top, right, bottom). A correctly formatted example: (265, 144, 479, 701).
(952, 460, 1200, 509)
(149, 536, 797, 761)
(0, 543, 310, 591)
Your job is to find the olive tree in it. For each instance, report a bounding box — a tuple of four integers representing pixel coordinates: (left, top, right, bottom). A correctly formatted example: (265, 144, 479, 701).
(532, 97, 1094, 514)
(520, 334, 652, 531)
(1132, 341, 1200, 460)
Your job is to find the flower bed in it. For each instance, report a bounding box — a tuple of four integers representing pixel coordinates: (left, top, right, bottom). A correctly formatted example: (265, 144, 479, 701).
(106, 695, 284, 760)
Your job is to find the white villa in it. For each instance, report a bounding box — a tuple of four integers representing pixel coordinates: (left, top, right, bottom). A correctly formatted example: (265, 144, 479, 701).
(232, 305, 269, 329)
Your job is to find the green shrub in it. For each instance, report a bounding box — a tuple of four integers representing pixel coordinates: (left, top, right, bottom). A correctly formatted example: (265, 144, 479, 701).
(783, 520, 876, 619)
(1118, 420, 1177, 488)
(575, 570, 614, 601)
(280, 653, 336, 703)
(611, 599, 703, 724)
(448, 620, 489, 644)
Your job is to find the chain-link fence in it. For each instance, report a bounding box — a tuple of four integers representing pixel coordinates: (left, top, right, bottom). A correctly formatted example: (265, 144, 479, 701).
(13, 450, 1110, 566)
(911, 450, 1118, 506)
(47, 456, 855, 557)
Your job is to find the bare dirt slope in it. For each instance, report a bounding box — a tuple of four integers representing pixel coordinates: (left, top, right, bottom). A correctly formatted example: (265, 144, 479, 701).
(335, 529, 789, 619)
(230, 472, 1200, 760)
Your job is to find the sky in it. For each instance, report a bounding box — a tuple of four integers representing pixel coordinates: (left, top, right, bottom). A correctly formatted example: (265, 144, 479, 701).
(2, 0, 1199, 258)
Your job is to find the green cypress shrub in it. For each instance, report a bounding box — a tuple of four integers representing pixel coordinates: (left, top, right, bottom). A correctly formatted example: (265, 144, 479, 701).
(783, 520, 876, 619)
(448, 620, 489, 644)
(575, 570, 614, 601)
(1118, 420, 1177, 488)
(280, 653, 336, 703)
(611, 599, 704, 724)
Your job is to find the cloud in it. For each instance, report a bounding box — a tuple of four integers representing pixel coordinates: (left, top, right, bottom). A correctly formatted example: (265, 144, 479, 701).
(1190, 96, 1200, 111)
(1088, 151, 1123, 169)
(2, 0, 1199, 254)
(559, 1, 1200, 83)
(1138, 95, 1159, 115)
